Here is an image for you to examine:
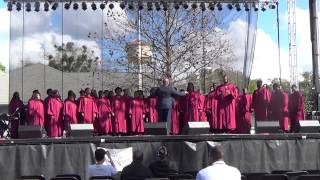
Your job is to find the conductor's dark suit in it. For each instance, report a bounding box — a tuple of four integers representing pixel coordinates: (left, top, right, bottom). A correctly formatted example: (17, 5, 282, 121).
(155, 86, 185, 133)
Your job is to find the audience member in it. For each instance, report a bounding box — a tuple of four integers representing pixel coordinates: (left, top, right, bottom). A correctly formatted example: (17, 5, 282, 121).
(149, 146, 178, 177)
(196, 145, 241, 180)
(88, 148, 117, 177)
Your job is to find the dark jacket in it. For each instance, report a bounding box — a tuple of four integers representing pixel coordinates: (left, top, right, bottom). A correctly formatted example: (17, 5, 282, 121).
(121, 162, 153, 180)
(155, 86, 185, 109)
(149, 160, 178, 178)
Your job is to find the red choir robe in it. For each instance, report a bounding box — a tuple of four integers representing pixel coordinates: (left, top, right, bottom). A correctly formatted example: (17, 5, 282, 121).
(63, 99, 78, 131)
(44, 96, 50, 130)
(252, 87, 271, 121)
(171, 97, 183, 135)
(145, 96, 158, 123)
(199, 94, 208, 122)
(184, 91, 201, 122)
(111, 96, 127, 134)
(289, 91, 305, 132)
(77, 95, 98, 124)
(46, 96, 63, 137)
(269, 90, 290, 132)
(237, 94, 252, 134)
(9, 99, 24, 138)
(123, 96, 132, 134)
(129, 97, 145, 134)
(215, 83, 238, 131)
(27, 99, 45, 127)
(96, 97, 113, 135)
(205, 90, 218, 130)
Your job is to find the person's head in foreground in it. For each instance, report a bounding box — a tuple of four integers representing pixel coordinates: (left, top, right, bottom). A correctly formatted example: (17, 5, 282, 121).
(132, 150, 144, 164)
(95, 148, 106, 164)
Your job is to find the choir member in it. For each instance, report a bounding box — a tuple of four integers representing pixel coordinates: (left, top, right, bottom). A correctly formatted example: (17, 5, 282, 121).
(184, 82, 201, 122)
(111, 87, 127, 135)
(205, 83, 218, 131)
(215, 75, 238, 133)
(129, 90, 145, 135)
(199, 92, 207, 122)
(145, 87, 158, 123)
(289, 84, 305, 132)
(27, 90, 45, 128)
(8, 92, 24, 138)
(98, 90, 104, 99)
(77, 88, 98, 124)
(123, 88, 133, 134)
(269, 83, 290, 132)
(96, 90, 113, 135)
(252, 80, 271, 121)
(171, 93, 183, 135)
(236, 88, 252, 134)
(46, 90, 63, 137)
(63, 90, 78, 132)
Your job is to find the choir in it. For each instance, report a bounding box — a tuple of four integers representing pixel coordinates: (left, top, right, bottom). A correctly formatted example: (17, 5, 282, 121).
(7, 78, 305, 138)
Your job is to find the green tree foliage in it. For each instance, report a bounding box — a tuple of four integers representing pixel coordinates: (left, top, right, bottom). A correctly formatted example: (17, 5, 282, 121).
(299, 71, 317, 113)
(0, 63, 5, 72)
(248, 79, 258, 94)
(47, 42, 99, 72)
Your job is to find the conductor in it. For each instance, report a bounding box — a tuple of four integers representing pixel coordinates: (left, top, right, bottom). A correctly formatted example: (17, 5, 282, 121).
(155, 78, 186, 133)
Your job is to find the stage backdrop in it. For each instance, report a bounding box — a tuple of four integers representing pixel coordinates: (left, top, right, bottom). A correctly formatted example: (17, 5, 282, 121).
(0, 139, 320, 179)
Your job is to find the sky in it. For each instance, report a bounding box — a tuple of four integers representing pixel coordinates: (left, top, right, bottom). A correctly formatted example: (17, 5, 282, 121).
(0, 1, 316, 84)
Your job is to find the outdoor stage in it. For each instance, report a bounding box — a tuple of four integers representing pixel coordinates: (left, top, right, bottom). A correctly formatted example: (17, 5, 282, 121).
(1, 133, 320, 179)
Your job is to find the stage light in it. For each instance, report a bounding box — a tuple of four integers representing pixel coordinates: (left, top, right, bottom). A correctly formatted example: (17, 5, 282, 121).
(162, 2, 168, 11)
(261, 2, 266, 11)
(81, 2, 87, 10)
(73, 3, 79, 10)
(52, 2, 58, 10)
(138, 2, 143, 10)
(128, 2, 134, 10)
(64, 2, 70, 10)
(44, 2, 49, 11)
(208, 2, 214, 11)
(200, 2, 206, 11)
(227, 3, 233, 10)
(7, 2, 12, 11)
(16, 2, 22, 11)
(119, 2, 126, 9)
(100, 3, 105, 10)
(235, 3, 241, 11)
(91, 2, 97, 10)
(109, 3, 114, 10)
(253, 2, 259, 11)
(34, 1, 40, 12)
(26, 2, 31, 12)
(244, 3, 249, 11)
(217, 3, 222, 11)
(147, 2, 152, 11)
(191, 3, 197, 10)
(183, 3, 188, 9)
(269, 2, 276, 9)
(155, 2, 161, 11)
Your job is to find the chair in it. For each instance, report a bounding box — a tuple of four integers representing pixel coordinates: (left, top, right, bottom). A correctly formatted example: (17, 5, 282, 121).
(297, 174, 320, 180)
(51, 177, 78, 180)
(89, 176, 114, 180)
(261, 174, 289, 180)
(169, 174, 194, 180)
(20, 175, 46, 180)
(242, 172, 269, 180)
(56, 174, 81, 180)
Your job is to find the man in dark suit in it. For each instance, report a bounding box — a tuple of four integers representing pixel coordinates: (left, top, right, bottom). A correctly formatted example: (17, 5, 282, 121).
(155, 78, 186, 133)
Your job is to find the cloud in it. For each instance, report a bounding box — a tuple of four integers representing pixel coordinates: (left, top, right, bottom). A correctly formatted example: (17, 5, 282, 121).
(0, 8, 9, 72)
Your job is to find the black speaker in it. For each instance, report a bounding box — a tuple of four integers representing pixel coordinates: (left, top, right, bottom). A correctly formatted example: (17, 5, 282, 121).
(18, 125, 46, 139)
(182, 121, 210, 135)
(69, 124, 94, 137)
(255, 121, 282, 133)
(298, 120, 320, 133)
(144, 122, 168, 135)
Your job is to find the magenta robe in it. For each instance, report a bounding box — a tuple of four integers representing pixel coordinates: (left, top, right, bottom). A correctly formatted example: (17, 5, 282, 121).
(184, 91, 201, 122)
(145, 96, 158, 123)
(199, 94, 207, 122)
(252, 87, 271, 121)
(111, 96, 127, 134)
(77, 95, 98, 124)
(46, 96, 63, 137)
(205, 90, 218, 130)
(215, 83, 238, 131)
(129, 98, 145, 134)
(97, 97, 113, 135)
(27, 99, 45, 127)
(63, 99, 78, 131)
(289, 91, 305, 131)
(171, 97, 183, 135)
(237, 94, 252, 134)
(9, 99, 24, 138)
(270, 90, 289, 132)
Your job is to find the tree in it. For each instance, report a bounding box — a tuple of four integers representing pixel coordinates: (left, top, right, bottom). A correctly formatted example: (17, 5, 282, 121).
(299, 71, 317, 113)
(0, 63, 5, 72)
(97, 6, 235, 91)
(47, 42, 99, 72)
